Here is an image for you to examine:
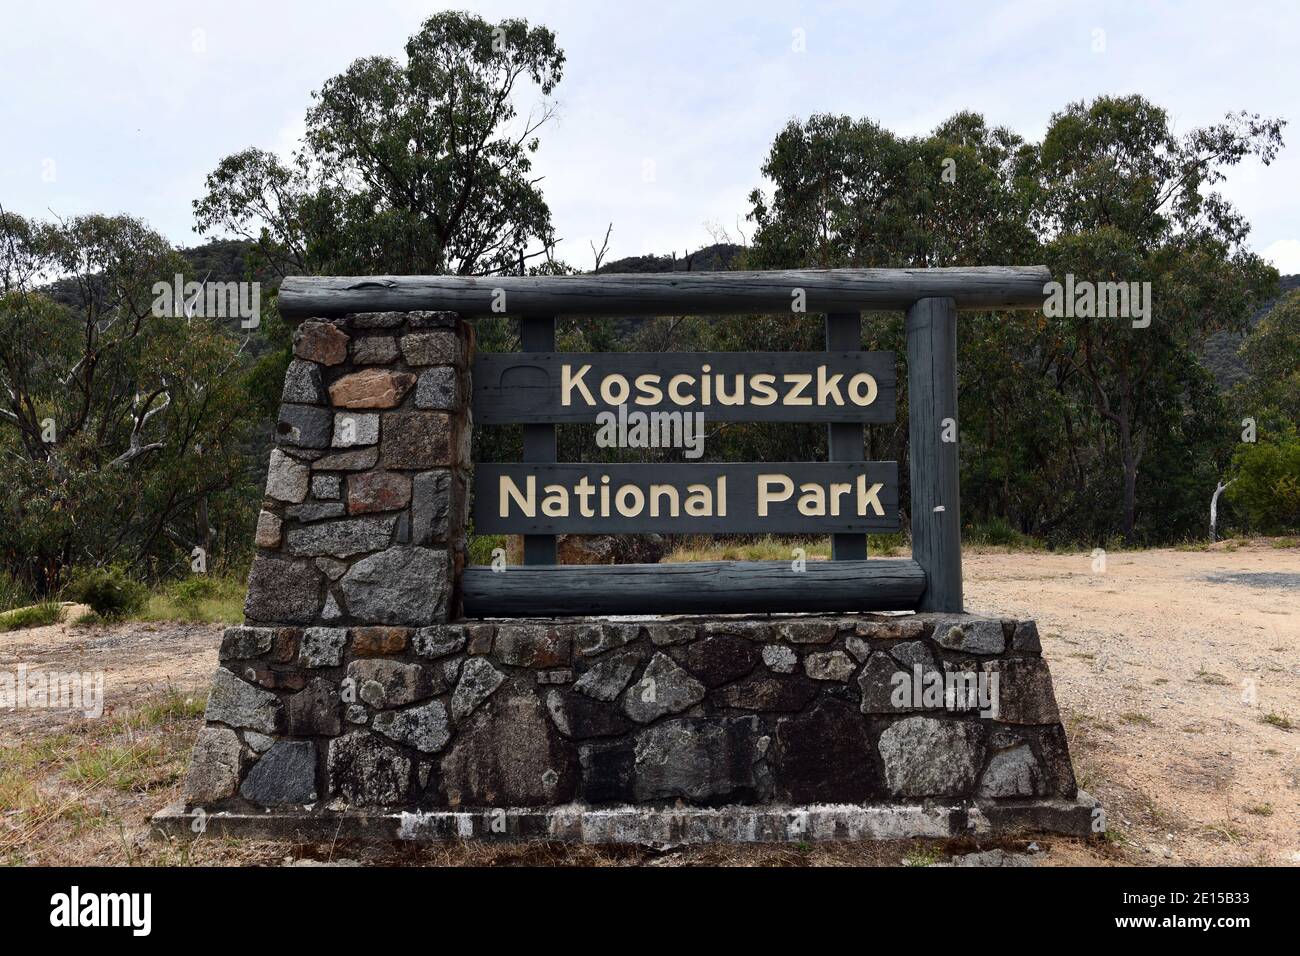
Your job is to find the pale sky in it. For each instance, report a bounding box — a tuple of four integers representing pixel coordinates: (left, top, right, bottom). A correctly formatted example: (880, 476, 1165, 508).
(3, 0, 1298, 272)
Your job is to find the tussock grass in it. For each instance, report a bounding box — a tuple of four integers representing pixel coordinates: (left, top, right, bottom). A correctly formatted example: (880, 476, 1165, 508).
(0, 571, 34, 612)
(1119, 711, 1154, 726)
(1260, 711, 1294, 731)
(140, 575, 245, 624)
(666, 534, 833, 563)
(130, 688, 207, 726)
(0, 602, 63, 632)
(901, 845, 943, 867)
(0, 686, 207, 862)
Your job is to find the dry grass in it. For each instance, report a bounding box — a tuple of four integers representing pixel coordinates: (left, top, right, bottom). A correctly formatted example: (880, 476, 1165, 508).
(663, 533, 906, 562)
(0, 684, 1098, 868)
(0, 688, 205, 865)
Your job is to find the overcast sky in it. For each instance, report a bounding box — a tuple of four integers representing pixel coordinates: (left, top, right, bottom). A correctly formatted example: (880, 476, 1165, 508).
(3, 0, 1298, 272)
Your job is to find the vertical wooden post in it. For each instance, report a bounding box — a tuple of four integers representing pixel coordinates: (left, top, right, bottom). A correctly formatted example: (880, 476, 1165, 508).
(521, 315, 557, 565)
(826, 312, 867, 560)
(905, 297, 962, 611)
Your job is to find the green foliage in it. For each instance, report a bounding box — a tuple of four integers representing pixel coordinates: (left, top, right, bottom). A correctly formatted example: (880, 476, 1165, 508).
(65, 566, 149, 619)
(194, 11, 564, 278)
(468, 534, 506, 566)
(965, 517, 1041, 549)
(168, 575, 219, 612)
(0, 212, 264, 594)
(1038, 99, 1282, 540)
(1235, 289, 1300, 434)
(742, 94, 1286, 546)
(1227, 430, 1300, 533)
(748, 110, 1040, 269)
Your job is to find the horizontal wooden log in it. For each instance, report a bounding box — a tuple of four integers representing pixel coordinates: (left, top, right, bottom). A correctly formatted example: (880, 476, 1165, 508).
(473, 351, 896, 424)
(473, 462, 899, 534)
(461, 559, 926, 617)
(278, 266, 1051, 318)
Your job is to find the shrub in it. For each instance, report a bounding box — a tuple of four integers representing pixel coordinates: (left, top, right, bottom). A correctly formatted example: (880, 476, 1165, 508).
(468, 534, 506, 565)
(964, 517, 1041, 549)
(169, 576, 219, 612)
(64, 565, 148, 619)
(1227, 430, 1300, 534)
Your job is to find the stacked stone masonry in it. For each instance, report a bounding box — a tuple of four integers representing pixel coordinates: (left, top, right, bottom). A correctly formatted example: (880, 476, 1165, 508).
(246, 310, 471, 632)
(186, 612, 1080, 813)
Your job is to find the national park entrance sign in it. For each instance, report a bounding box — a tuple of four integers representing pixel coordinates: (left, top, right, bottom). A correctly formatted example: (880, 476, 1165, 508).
(157, 266, 1100, 844)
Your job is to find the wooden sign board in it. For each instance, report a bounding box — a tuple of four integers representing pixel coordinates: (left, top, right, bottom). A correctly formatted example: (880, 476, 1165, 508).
(473, 352, 896, 424)
(473, 462, 899, 534)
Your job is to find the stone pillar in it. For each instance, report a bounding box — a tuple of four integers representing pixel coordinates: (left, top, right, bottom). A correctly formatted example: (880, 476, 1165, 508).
(180, 310, 473, 808)
(246, 310, 473, 628)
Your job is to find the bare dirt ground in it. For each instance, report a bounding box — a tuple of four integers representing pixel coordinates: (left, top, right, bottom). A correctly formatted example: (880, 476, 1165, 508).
(1, 541, 1295, 867)
(964, 541, 1299, 867)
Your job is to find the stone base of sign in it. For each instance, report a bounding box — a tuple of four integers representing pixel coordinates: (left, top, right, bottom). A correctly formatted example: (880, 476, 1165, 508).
(168, 610, 1099, 843)
(153, 791, 1099, 843)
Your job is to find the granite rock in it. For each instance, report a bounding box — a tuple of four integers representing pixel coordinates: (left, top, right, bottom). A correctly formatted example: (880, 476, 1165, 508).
(299, 627, 347, 667)
(240, 740, 318, 805)
(450, 657, 505, 720)
(204, 668, 281, 734)
(878, 716, 985, 798)
(327, 732, 411, 806)
(373, 700, 452, 754)
(184, 726, 243, 804)
(244, 556, 324, 625)
(440, 691, 575, 806)
(265, 449, 310, 503)
(621, 652, 705, 723)
(339, 547, 448, 625)
(294, 321, 348, 366)
(672, 635, 759, 688)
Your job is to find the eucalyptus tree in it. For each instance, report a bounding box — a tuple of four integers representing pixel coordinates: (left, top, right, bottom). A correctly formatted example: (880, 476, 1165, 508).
(0, 209, 257, 591)
(194, 12, 565, 279)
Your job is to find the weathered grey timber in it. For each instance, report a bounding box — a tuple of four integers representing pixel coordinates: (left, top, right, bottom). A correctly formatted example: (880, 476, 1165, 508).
(472, 350, 897, 424)
(906, 297, 963, 611)
(520, 316, 558, 565)
(826, 312, 867, 559)
(472, 462, 900, 535)
(278, 266, 1051, 319)
(461, 558, 923, 616)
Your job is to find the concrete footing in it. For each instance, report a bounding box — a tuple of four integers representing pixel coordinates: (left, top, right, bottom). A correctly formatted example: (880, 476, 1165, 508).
(152, 791, 1099, 845)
